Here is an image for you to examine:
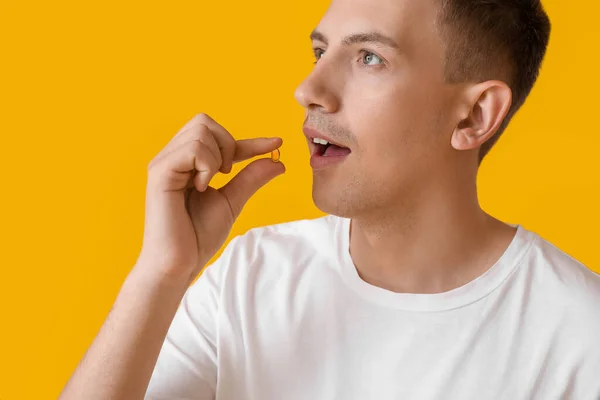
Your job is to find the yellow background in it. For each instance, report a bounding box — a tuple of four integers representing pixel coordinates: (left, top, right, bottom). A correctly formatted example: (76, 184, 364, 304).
(1, 0, 598, 398)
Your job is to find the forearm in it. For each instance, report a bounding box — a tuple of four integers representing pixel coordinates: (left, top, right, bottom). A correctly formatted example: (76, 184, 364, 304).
(59, 263, 190, 400)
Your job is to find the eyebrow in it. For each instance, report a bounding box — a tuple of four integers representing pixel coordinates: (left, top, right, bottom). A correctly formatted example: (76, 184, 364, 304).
(309, 29, 400, 50)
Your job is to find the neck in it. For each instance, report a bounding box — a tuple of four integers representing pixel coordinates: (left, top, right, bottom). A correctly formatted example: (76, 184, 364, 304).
(348, 172, 516, 294)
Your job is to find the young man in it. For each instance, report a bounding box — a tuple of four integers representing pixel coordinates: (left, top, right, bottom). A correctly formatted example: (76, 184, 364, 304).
(60, 0, 600, 399)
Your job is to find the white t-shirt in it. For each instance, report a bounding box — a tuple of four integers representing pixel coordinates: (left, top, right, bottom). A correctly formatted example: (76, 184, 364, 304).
(145, 215, 600, 400)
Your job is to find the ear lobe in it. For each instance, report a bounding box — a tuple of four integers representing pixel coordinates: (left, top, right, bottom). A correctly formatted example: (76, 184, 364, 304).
(451, 81, 512, 152)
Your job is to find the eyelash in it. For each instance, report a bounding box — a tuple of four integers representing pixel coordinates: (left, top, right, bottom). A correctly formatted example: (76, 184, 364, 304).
(312, 48, 386, 68)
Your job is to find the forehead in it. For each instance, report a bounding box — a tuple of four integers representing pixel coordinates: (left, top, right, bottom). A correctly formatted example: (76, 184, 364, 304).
(317, 0, 440, 48)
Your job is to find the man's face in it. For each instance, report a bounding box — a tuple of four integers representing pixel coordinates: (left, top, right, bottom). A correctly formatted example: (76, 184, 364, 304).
(294, 0, 461, 218)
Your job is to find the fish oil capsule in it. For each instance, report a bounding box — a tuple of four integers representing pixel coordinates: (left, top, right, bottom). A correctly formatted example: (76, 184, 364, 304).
(271, 148, 280, 162)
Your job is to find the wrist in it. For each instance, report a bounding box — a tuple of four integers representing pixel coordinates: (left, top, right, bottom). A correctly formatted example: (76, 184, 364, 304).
(127, 260, 192, 298)
(132, 253, 198, 286)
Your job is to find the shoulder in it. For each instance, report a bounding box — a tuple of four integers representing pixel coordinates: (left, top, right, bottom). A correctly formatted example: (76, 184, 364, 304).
(238, 214, 342, 254)
(222, 214, 343, 260)
(245, 214, 341, 242)
(199, 214, 344, 282)
(524, 230, 600, 333)
(529, 236, 600, 395)
(528, 232, 600, 304)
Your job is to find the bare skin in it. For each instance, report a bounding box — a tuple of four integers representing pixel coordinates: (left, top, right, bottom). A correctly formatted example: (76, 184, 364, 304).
(58, 113, 284, 399)
(294, 0, 516, 294)
(61, 0, 521, 397)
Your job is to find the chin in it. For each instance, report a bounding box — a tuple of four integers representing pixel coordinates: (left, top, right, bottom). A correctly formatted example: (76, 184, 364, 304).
(311, 176, 356, 218)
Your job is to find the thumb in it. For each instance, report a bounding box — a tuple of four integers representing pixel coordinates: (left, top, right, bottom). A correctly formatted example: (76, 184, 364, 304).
(219, 158, 286, 219)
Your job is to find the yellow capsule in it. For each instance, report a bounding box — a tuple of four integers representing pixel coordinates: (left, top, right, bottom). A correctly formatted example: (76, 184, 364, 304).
(271, 148, 280, 162)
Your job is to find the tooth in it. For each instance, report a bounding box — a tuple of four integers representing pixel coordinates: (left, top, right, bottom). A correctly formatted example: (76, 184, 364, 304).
(312, 138, 330, 145)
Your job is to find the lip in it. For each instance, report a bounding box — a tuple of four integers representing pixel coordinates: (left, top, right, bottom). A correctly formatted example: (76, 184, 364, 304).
(302, 126, 347, 149)
(303, 126, 352, 170)
(310, 151, 348, 170)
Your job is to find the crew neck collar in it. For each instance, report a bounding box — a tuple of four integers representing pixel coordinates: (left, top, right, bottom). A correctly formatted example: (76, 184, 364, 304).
(333, 216, 537, 312)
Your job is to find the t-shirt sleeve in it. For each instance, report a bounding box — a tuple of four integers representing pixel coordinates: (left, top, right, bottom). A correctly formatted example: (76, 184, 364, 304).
(144, 237, 239, 400)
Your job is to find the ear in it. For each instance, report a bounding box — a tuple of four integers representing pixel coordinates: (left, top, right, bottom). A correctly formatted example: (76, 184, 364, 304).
(451, 81, 512, 151)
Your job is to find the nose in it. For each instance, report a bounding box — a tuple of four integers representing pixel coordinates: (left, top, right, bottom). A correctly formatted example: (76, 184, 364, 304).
(294, 62, 340, 113)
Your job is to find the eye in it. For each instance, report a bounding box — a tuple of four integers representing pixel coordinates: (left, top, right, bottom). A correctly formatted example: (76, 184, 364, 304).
(312, 48, 325, 64)
(360, 50, 384, 66)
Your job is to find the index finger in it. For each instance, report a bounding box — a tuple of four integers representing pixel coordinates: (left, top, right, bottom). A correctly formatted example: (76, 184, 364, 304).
(233, 137, 283, 162)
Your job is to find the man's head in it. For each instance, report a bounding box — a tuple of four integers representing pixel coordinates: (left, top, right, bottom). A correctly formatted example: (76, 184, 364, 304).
(294, 0, 550, 218)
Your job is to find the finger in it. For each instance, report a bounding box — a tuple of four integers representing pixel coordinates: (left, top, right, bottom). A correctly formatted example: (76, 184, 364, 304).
(194, 124, 222, 169)
(151, 113, 233, 172)
(174, 113, 206, 139)
(219, 158, 286, 219)
(151, 123, 223, 171)
(183, 135, 280, 189)
(233, 137, 283, 162)
(157, 139, 220, 192)
(189, 113, 236, 174)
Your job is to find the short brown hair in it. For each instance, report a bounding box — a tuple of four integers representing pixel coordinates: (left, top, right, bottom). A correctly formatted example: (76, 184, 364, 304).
(436, 0, 551, 164)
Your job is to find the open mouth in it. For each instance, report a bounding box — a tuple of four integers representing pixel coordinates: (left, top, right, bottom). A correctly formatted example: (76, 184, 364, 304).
(312, 137, 352, 157)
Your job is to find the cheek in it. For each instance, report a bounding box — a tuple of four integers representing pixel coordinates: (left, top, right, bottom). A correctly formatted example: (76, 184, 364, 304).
(349, 77, 433, 133)
(348, 91, 422, 164)
(347, 93, 448, 187)
(345, 74, 449, 160)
